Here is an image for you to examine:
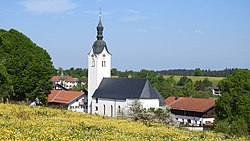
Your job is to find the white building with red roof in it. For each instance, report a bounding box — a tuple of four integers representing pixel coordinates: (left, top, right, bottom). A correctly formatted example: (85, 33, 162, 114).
(51, 75, 84, 90)
(165, 96, 215, 128)
(48, 90, 88, 112)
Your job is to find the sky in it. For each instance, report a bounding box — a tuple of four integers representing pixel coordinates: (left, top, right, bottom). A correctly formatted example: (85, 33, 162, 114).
(1, 0, 250, 71)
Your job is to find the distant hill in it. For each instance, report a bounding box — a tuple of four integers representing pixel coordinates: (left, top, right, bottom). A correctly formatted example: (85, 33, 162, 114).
(0, 104, 247, 140)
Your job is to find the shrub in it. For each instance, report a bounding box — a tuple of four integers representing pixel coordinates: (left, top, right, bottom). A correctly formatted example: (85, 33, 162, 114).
(127, 100, 178, 126)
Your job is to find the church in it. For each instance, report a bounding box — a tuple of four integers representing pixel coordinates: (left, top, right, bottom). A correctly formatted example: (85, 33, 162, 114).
(87, 13, 165, 117)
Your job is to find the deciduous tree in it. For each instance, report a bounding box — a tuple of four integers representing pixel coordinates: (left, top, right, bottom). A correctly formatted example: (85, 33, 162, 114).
(215, 70, 250, 136)
(0, 29, 54, 103)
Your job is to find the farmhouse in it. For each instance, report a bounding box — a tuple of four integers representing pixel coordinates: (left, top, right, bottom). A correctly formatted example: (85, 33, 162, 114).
(165, 96, 215, 127)
(48, 90, 88, 112)
(87, 12, 164, 116)
(51, 73, 84, 90)
(209, 87, 221, 96)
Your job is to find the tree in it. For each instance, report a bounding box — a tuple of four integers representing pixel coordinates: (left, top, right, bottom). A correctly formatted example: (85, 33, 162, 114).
(118, 70, 130, 78)
(182, 81, 195, 97)
(193, 68, 204, 76)
(0, 63, 14, 101)
(127, 100, 178, 126)
(132, 70, 159, 87)
(111, 68, 119, 76)
(0, 29, 54, 103)
(202, 78, 213, 87)
(156, 76, 183, 98)
(215, 70, 250, 136)
(177, 76, 192, 86)
(195, 80, 206, 91)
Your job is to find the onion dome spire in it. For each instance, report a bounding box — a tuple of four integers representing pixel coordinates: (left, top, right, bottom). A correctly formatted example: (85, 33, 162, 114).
(96, 9, 104, 40)
(91, 9, 110, 54)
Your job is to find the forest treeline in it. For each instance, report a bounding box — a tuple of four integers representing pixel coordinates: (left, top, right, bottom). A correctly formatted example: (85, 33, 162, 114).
(156, 68, 247, 77)
(55, 67, 247, 78)
(55, 67, 220, 99)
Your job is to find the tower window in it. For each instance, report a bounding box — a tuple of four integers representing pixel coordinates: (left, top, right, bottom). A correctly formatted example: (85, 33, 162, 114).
(96, 98, 98, 103)
(91, 58, 95, 67)
(102, 61, 106, 67)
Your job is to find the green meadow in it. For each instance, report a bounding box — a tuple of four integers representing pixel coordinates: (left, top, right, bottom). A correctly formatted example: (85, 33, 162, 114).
(164, 75, 225, 86)
(0, 103, 247, 141)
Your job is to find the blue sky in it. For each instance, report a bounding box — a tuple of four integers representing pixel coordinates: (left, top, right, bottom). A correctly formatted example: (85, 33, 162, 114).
(1, 0, 250, 71)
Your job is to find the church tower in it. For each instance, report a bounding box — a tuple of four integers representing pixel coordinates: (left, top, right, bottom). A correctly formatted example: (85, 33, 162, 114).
(87, 12, 111, 113)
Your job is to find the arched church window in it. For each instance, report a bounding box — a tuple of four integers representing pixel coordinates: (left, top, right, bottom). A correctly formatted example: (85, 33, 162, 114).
(110, 105, 113, 117)
(118, 105, 121, 113)
(103, 104, 106, 115)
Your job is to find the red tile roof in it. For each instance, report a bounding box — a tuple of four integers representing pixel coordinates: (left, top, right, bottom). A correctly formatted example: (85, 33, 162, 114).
(51, 76, 78, 82)
(165, 96, 215, 113)
(64, 76, 74, 82)
(48, 90, 85, 104)
(51, 76, 61, 82)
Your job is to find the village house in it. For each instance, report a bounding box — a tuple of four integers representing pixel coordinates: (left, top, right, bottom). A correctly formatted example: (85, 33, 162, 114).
(48, 90, 88, 112)
(165, 96, 215, 129)
(87, 12, 165, 116)
(209, 87, 221, 96)
(51, 75, 84, 90)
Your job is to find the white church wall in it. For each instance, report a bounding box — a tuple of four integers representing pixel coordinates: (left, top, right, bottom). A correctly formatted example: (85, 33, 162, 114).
(88, 48, 111, 114)
(92, 98, 126, 117)
(96, 48, 111, 87)
(126, 99, 160, 109)
(87, 51, 98, 113)
(92, 98, 160, 117)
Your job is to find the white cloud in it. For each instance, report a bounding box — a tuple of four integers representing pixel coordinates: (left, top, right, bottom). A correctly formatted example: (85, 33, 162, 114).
(194, 30, 205, 34)
(127, 9, 140, 14)
(121, 15, 148, 22)
(150, 26, 167, 30)
(82, 10, 114, 16)
(120, 9, 148, 22)
(20, 0, 78, 14)
(82, 10, 97, 15)
(136, 29, 147, 32)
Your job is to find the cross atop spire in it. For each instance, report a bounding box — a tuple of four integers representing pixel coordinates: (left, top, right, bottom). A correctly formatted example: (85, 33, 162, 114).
(99, 8, 102, 20)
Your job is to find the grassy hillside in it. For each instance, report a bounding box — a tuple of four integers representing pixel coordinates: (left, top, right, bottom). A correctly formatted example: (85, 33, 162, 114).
(0, 104, 247, 140)
(164, 75, 225, 86)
